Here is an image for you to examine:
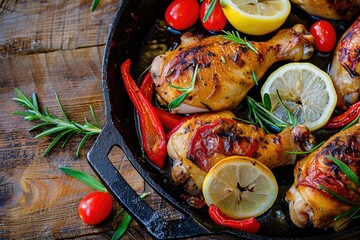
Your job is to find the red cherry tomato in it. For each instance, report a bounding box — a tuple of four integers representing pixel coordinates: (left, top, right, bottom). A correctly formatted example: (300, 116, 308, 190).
(310, 20, 337, 53)
(165, 0, 200, 31)
(200, 0, 227, 32)
(78, 191, 113, 225)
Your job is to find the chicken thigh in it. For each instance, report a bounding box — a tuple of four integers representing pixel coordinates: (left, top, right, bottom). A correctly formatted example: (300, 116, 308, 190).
(286, 122, 360, 231)
(168, 111, 315, 194)
(291, 0, 360, 20)
(151, 24, 314, 114)
(329, 16, 360, 109)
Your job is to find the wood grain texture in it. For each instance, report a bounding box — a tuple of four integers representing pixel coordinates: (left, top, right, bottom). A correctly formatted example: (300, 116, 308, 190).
(0, 1, 237, 239)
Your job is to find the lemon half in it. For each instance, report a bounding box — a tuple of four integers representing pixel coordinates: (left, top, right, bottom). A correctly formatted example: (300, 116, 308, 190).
(220, 0, 291, 35)
(261, 62, 337, 132)
(202, 156, 278, 219)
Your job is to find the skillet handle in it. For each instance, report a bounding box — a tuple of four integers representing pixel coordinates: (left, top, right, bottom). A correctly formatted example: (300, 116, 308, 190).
(87, 122, 210, 239)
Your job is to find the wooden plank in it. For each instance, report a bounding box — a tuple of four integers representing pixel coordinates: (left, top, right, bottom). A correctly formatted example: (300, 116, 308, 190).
(0, 0, 119, 58)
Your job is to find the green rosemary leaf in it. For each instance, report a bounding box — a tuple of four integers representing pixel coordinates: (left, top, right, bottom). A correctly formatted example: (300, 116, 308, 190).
(61, 131, 76, 149)
(59, 166, 107, 192)
(29, 122, 52, 132)
(326, 156, 360, 186)
(76, 133, 90, 158)
(168, 84, 190, 92)
(202, 0, 217, 22)
(263, 93, 272, 111)
(334, 205, 360, 222)
(43, 129, 73, 156)
(12, 111, 34, 117)
(112, 213, 132, 240)
(168, 64, 199, 109)
(91, 0, 100, 11)
(286, 141, 324, 155)
(35, 126, 69, 138)
(55, 92, 70, 122)
(319, 185, 360, 205)
(276, 90, 296, 126)
(90, 105, 100, 128)
(32, 92, 39, 111)
(251, 71, 258, 86)
(168, 93, 189, 109)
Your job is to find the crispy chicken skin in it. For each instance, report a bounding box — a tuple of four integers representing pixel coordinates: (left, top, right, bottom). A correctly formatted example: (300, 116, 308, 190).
(286, 122, 360, 231)
(151, 25, 314, 114)
(330, 16, 360, 109)
(291, 0, 360, 20)
(168, 111, 315, 193)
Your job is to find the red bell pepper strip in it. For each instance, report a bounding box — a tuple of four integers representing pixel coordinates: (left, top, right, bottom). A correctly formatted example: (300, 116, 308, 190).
(121, 59, 167, 169)
(325, 101, 360, 128)
(139, 72, 154, 101)
(139, 72, 192, 131)
(208, 204, 260, 234)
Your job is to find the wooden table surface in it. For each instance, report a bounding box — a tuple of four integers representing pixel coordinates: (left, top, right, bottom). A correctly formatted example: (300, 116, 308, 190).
(0, 1, 235, 239)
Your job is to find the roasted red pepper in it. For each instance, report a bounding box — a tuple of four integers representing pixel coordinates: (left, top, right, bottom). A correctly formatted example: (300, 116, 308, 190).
(139, 72, 192, 131)
(325, 101, 360, 128)
(121, 59, 167, 168)
(208, 205, 260, 233)
(139, 72, 155, 101)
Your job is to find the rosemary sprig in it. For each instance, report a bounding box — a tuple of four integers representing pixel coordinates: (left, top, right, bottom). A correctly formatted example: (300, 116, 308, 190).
(168, 64, 199, 109)
(319, 156, 360, 224)
(12, 88, 102, 157)
(221, 30, 258, 54)
(242, 94, 293, 134)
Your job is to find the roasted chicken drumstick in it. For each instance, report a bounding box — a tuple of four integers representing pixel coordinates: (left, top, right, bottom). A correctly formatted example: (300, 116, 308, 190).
(329, 16, 360, 110)
(168, 111, 315, 195)
(151, 25, 314, 114)
(286, 122, 360, 231)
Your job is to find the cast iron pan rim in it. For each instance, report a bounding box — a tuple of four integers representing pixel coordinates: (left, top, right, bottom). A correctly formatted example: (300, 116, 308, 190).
(87, 1, 360, 239)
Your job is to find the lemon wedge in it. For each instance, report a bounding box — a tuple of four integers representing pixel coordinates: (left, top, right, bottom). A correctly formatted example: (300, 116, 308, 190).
(220, 0, 291, 35)
(261, 62, 337, 132)
(202, 156, 278, 219)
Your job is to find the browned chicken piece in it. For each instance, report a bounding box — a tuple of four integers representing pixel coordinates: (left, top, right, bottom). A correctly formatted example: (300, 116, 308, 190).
(150, 24, 314, 114)
(285, 122, 360, 231)
(329, 16, 360, 109)
(168, 111, 315, 195)
(291, 0, 360, 20)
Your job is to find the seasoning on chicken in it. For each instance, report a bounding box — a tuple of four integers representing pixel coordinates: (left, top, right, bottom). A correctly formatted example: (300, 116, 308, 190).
(285, 122, 360, 231)
(151, 24, 314, 114)
(291, 0, 360, 20)
(168, 111, 315, 195)
(329, 16, 360, 110)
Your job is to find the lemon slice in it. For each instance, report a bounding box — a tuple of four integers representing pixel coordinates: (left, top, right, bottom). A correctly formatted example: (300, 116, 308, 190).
(220, 0, 291, 35)
(261, 62, 337, 132)
(202, 156, 278, 219)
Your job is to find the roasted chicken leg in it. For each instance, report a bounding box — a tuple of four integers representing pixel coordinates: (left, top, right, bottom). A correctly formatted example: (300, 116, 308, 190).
(291, 0, 360, 20)
(151, 25, 314, 114)
(329, 16, 360, 109)
(168, 111, 315, 194)
(286, 122, 360, 231)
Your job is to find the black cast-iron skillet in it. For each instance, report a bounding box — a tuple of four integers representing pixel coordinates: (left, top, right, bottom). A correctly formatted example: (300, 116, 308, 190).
(87, 0, 360, 239)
